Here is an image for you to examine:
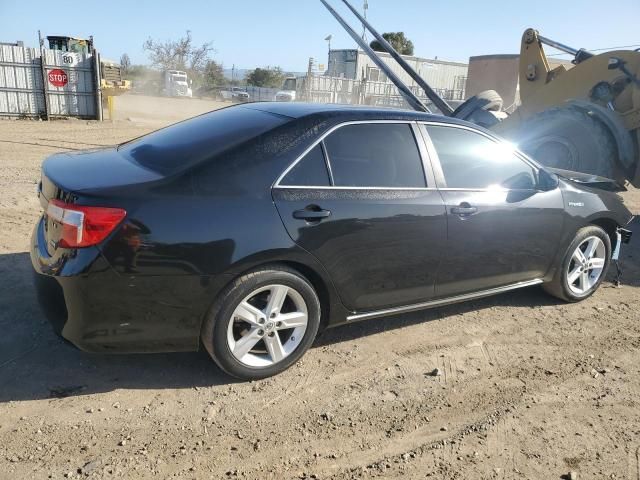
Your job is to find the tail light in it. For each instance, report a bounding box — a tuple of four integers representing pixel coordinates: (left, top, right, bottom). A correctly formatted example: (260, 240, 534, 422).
(46, 200, 126, 248)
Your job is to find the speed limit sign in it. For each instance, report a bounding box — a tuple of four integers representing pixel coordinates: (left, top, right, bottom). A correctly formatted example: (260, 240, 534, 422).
(61, 53, 77, 66)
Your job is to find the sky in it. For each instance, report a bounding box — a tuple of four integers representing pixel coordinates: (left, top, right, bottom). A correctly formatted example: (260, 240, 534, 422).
(1, 0, 639, 73)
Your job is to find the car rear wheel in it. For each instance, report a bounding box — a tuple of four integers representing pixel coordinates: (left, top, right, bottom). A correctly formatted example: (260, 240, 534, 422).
(544, 226, 611, 302)
(201, 266, 321, 380)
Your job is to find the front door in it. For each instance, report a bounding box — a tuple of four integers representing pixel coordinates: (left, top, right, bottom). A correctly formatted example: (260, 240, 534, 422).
(273, 122, 447, 312)
(421, 123, 565, 298)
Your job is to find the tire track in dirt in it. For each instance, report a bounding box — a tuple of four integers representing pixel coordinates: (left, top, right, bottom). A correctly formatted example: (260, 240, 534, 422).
(317, 318, 638, 479)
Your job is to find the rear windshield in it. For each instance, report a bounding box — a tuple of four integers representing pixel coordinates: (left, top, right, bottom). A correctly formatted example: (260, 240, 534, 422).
(119, 106, 289, 174)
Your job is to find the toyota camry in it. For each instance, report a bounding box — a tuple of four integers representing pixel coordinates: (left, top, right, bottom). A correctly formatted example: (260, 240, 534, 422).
(31, 103, 633, 379)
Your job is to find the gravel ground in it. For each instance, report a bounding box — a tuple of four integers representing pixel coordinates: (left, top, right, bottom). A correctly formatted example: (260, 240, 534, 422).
(0, 97, 639, 479)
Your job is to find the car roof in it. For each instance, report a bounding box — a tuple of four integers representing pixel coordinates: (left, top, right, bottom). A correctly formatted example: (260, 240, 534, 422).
(241, 101, 460, 123)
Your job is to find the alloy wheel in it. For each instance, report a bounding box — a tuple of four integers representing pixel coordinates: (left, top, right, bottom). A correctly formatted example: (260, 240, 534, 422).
(227, 284, 308, 367)
(566, 236, 606, 295)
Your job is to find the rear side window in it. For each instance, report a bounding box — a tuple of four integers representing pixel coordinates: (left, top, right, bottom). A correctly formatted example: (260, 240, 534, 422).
(281, 144, 331, 186)
(323, 123, 426, 188)
(119, 106, 289, 174)
(426, 125, 537, 190)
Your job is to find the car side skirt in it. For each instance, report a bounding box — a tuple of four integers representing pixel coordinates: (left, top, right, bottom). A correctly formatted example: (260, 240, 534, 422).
(346, 279, 544, 322)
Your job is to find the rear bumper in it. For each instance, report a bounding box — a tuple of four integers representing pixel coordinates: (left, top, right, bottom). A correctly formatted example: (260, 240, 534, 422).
(30, 216, 223, 353)
(33, 271, 67, 337)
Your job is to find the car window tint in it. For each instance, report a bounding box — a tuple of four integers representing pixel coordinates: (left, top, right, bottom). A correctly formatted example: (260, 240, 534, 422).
(323, 123, 426, 188)
(426, 125, 537, 190)
(281, 144, 330, 186)
(119, 106, 289, 174)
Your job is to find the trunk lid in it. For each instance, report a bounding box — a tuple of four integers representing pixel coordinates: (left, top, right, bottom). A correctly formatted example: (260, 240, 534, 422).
(42, 147, 163, 193)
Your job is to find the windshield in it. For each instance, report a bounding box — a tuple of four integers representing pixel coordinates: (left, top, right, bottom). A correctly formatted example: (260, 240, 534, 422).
(119, 106, 289, 174)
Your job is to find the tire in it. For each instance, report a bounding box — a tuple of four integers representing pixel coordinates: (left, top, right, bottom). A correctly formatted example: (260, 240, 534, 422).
(508, 106, 618, 180)
(453, 90, 503, 118)
(201, 266, 321, 380)
(451, 90, 503, 128)
(543, 225, 611, 302)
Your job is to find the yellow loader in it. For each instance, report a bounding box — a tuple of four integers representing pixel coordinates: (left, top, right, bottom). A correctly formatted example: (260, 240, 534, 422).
(323, 0, 640, 186)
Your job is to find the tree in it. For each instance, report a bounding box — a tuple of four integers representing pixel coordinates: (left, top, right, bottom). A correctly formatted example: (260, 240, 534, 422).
(202, 60, 225, 88)
(245, 67, 285, 88)
(143, 30, 215, 83)
(370, 32, 414, 56)
(120, 53, 131, 72)
(123, 64, 155, 81)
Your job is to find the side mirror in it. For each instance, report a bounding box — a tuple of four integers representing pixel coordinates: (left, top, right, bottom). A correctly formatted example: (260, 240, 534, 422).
(537, 168, 559, 191)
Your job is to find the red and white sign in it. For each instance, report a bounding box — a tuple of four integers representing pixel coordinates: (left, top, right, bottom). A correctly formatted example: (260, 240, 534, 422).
(48, 69, 68, 87)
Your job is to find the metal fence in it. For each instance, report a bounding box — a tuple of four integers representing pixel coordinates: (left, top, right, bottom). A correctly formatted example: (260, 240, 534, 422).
(295, 74, 466, 112)
(244, 85, 279, 102)
(0, 44, 100, 119)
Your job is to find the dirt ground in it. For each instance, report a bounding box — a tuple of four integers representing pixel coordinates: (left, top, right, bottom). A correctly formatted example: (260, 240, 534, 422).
(0, 95, 639, 480)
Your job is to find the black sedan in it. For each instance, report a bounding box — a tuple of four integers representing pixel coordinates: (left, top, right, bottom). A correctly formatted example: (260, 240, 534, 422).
(31, 103, 633, 379)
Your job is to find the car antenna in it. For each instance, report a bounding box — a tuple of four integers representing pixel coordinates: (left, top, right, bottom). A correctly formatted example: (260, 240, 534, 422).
(319, 0, 430, 113)
(340, 0, 454, 116)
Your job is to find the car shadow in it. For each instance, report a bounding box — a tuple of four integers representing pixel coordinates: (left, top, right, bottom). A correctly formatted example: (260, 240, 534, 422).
(0, 252, 241, 404)
(315, 285, 560, 348)
(1, 219, 637, 402)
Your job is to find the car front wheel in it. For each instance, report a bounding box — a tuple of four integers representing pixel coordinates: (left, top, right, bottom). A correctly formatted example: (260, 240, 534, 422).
(201, 266, 321, 380)
(544, 225, 611, 302)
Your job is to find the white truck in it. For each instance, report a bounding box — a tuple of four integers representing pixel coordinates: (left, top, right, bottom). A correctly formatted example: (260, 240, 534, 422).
(274, 77, 298, 102)
(162, 70, 193, 98)
(219, 86, 250, 102)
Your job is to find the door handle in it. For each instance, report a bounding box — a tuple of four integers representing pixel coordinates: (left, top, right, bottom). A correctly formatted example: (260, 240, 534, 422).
(293, 207, 331, 221)
(451, 204, 478, 216)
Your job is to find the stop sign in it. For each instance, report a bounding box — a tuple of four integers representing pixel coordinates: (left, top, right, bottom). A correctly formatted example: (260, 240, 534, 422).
(48, 69, 68, 87)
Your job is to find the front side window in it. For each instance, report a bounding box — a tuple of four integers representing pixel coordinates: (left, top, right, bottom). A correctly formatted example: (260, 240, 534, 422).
(426, 125, 537, 190)
(280, 144, 330, 186)
(323, 123, 426, 188)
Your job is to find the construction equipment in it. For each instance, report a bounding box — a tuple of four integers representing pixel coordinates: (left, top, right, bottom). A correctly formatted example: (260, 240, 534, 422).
(495, 30, 640, 186)
(321, 0, 640, 186)
(46, 35, 131, 98)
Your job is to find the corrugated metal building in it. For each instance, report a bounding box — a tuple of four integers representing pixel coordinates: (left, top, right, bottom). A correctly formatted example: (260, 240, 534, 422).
(327, 49, 468, 100)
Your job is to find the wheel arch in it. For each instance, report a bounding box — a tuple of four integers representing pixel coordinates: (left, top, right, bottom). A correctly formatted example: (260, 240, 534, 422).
(201, 257, 340, 337)
(589, 216, 619, 252)
(270, 260, 334, 332)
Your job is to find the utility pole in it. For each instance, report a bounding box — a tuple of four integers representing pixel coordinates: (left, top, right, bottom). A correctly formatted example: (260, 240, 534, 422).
(306, 57, 314, 101)
(325, 34, 332, 52)
(361, 0, 368, 41)
(37, 30, 50, 121)
(325, 35, 333, 75)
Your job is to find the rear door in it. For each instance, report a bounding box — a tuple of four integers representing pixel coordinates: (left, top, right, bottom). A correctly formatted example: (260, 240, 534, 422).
(272, 121, 447, 312)
(420, 123, 565, 298)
